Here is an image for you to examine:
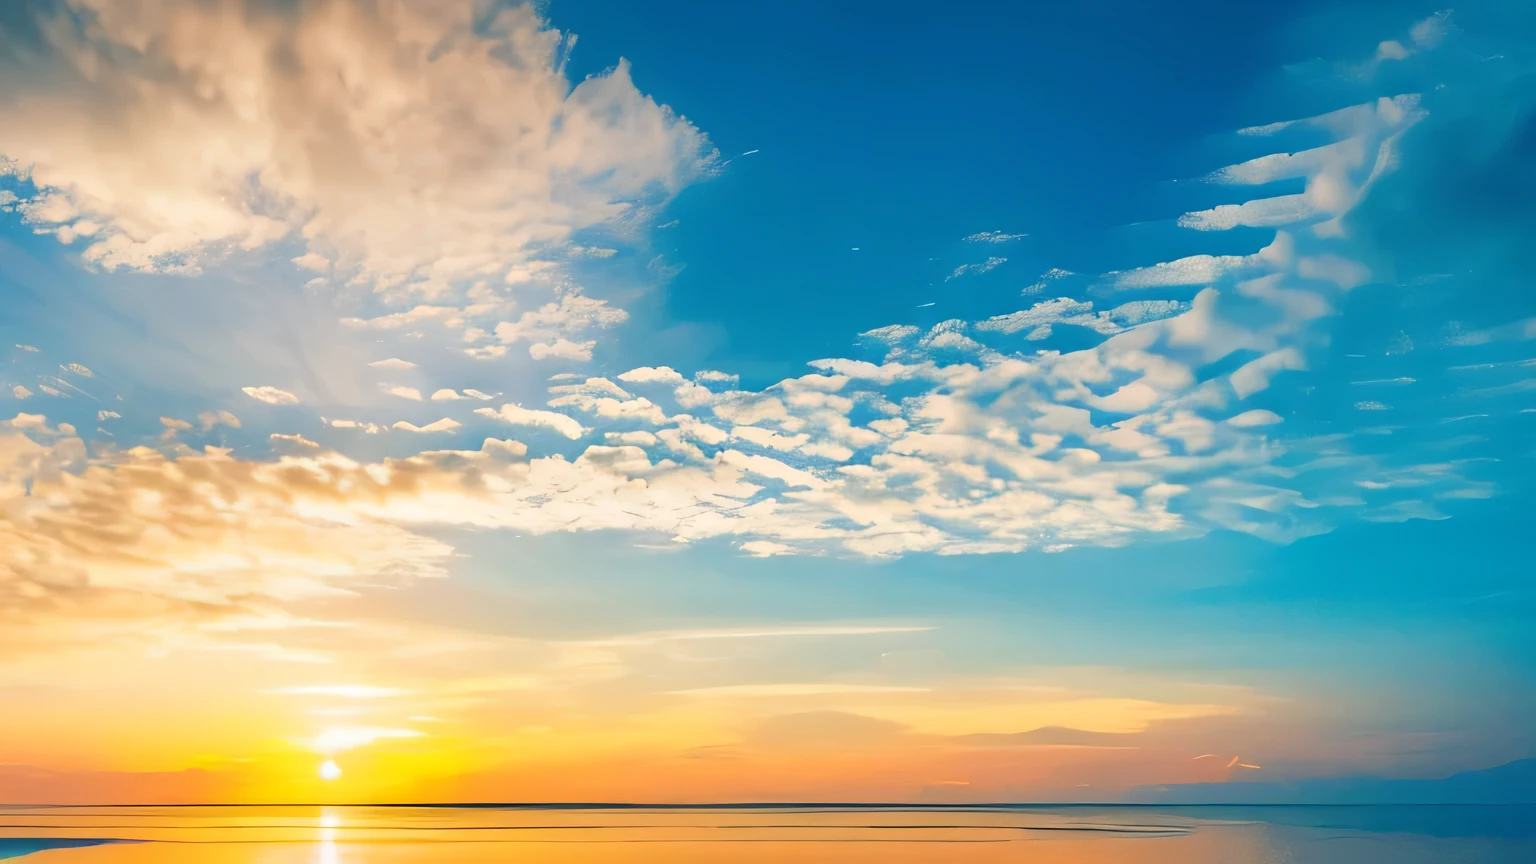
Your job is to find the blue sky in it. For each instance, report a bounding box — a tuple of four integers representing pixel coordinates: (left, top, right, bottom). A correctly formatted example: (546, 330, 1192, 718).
(1, 0, 1534, 802)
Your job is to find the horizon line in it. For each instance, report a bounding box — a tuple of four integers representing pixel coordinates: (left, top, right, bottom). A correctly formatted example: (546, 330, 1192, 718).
(5, 801, 1535, 809)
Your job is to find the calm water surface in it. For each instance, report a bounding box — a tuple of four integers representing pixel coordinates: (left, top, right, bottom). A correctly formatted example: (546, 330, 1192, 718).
(3, 804, 1533, 862)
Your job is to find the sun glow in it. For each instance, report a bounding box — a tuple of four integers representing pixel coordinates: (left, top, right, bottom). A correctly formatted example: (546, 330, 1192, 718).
(319, 760, 343, 781)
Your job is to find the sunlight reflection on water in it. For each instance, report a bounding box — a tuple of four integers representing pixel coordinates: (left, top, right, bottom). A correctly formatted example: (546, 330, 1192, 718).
(1, 804, 1533, 863)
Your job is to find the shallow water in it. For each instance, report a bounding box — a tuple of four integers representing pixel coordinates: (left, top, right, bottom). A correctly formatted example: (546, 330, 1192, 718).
(2, 804, 1533, 862)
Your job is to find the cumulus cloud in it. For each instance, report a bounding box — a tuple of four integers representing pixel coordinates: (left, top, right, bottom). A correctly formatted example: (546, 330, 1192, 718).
(475, 404, 586, 440)
(618, 366, 688, 385)
(496, 294, 630, 361)
(0, 0, 714, 288)
(392, 418, 462, 433)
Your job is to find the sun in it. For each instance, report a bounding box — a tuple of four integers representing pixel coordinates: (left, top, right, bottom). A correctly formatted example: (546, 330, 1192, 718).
(318, 760, 343, 781)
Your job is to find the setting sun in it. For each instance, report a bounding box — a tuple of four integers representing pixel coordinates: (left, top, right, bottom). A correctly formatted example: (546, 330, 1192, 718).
(318, 761, 343, 782)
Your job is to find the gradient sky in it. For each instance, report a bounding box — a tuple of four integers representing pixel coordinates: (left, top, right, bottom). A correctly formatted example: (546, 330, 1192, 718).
(1, 0, 1534, 805)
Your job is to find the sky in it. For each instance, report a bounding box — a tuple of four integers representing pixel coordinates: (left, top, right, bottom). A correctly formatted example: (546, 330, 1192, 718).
(0, 0, 1534, 804)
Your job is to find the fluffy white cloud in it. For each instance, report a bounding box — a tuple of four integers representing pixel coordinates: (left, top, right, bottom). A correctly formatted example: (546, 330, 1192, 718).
(393, 418, 462, 433)
(618, 366, 688, 385)
(0, 0, 714, 290)
(475, 404, 586, 440)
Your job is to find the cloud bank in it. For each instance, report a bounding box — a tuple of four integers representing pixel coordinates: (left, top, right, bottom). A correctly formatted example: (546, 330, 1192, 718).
(0, 0, 714, 292)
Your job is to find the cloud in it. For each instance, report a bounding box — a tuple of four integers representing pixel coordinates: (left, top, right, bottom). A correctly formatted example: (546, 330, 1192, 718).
(392, 418, 462, 433)
(496, 295, 630, 359)
(529, 338, 597, 361)
(975, 297, 1189, 341)
(947, 257, 1007, 280)
(1227, 410, 1283, 428)
(10, 386, 30, 400)
(270, 432, 319, 448)
(368, 359, 417, 370)
(196, 410, 241, 431)
(242, 386, 300, 406)
(267, 685, 407, 700)
(667, 684, 931, 698)
(386, 386, 423, 401)
(0, 0, 714, 288)
(475, 404, 587, 440)
(963, 231, 1027, 243)
(618, 366, 688, 385)
(0, 20, 1499, 585)
(1, 417, 455, 654)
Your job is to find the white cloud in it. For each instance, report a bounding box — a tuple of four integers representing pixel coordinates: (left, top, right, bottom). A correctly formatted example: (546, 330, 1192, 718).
(393, 418, 463, 433)
(0, 73, 1481, 575)
(618, 366, 688, 385)
(368, 358, 418, 370)
(497, 295, 629, 359)
(10, 386, 29, 400)
(1178, 195, 1316, 231)
(1231, 349, 1306, 399)
(270, 432, 319, 448)
(1227, 410, 1283, 428)
(431, 389, 466, 401)
(327, 419, 385, 434)
(963, 231, 1027, 243)
(387, 386, 423, 401)
(975, 297, 1189, 341)
(0, 0, 714, 288)
(530, 339, 597, 362)
(475, 404, 587, 440)
(947, 257, 1006, 280)
(292, 253, 330, 273)
(243, 386, 300, 406)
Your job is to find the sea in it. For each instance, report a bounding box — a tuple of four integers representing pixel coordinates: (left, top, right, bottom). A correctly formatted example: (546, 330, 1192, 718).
(2, 803, 1533, 862)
